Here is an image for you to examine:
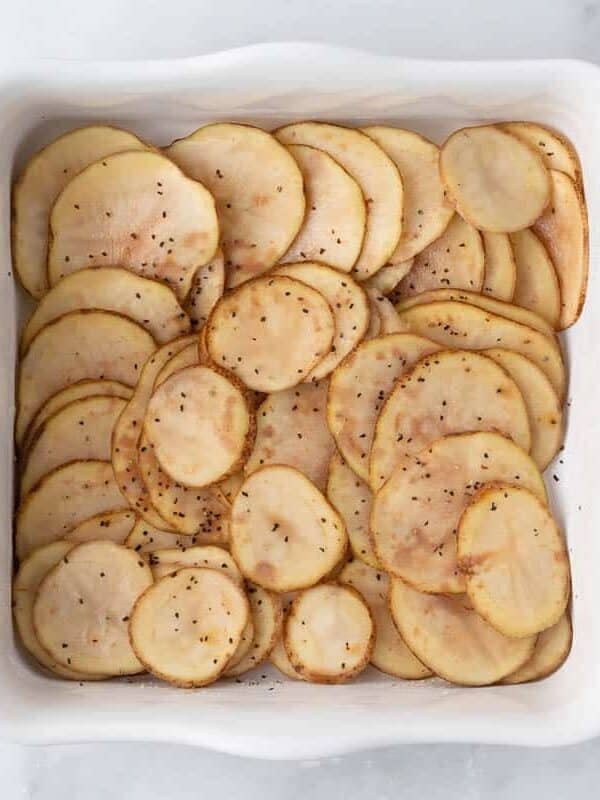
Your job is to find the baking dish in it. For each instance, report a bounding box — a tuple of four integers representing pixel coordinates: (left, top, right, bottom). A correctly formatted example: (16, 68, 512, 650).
(0, 42, 599, 759)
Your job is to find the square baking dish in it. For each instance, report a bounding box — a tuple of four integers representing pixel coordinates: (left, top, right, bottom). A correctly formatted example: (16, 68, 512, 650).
(1, 42, 599, 759)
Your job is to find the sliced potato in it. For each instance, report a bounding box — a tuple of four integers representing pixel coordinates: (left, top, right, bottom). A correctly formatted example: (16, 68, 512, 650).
(367, 289, 402, 334)
(502, 613, 572, 684)
(48, 150, 219, 300)
(502, 122, 581, 184)
(225, 585, 283, 677)
(155, 342, 198, 388)
(225, 615, 255, 672)
(126, 519, 193, 554)
(66, 509, 137, 545)
(33, 540, 153, 676)
(218, 472, 244, 506)
(230, 465, 347, 592)
(371, 432, 546, 594)
(270, 636, 305, 680)
(185, 249, 225, 330)
(167, 123, 304, 286)
(389, 578, 536, 686)
(130, 566, 249, 687)
(150, 545, 242, 584)
(365, 259, 413, 296)
(275, 122, 403, 279)
(364, 293, 382, 339)
(510, 229, 561, 328)
(440, 125, 551, 232)
(281, 143, 366, 272)
(481, 232, 516, 302)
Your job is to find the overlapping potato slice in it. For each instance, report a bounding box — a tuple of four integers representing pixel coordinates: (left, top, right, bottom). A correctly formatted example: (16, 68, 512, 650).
(167, 123, 304, 286)
(510, 229, 561, 328)
(364, 297, 382, 339)
(440, 125, 551, 232)
(184, 249, 225, 330)
(366, 289, 402, 334)
(502, 613, 572, 684)
(481, 232, 516, 301)
(365, 260, 413, 296)
(502, 122, 581, 184)
(149, 544, 242, 583)
(370, 350, 531, 491)
(155, 342, 198, 388)
(389, 578, 536, 686)
(275, 122, 403, 279)
(327, 453, 378, 568)
(66, 509, 136, 544)
(371, 432, 546, 594)
(225, 585, 283, 677)
(270, 592, 304, 679)
(218, 472, 244, 506)
(125, 519, 192, 554)
(33, 540, 153, 676)
(48, 150, 219, 300)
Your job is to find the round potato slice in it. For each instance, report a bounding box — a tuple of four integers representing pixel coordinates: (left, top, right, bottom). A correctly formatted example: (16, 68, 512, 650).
(371, 432, 546, 594)
(284, 583, 374, 683)
(370, 350, 531, 491)
(458, 485, 570, 638)
(167, 123, 304, 287)
(225, 585, 283, 677)
(365, 259, 413, 296)
(155, 342, 198, 389)
(389, 578, 536, 686)
(367, 289, 402, 334)
(33, 540, 153, 676)
(16, 460, 126, 561)
(230, 465, 347, 592)
(502, 122, 581, 184)
(440, 125, 551, 233)
(66, 509, 137, 545)
(126, 520, 193, 554)
(510, 229, 560, 328)
(502, 613, 572, 684)
(339, 560, 431, 679)
(327, 453, 378, 568)
(185, 249, 225, 330)
(149, 545, 242, 584)
(281, 143, 366, 272)
(481, 232, 516, 302)
(130, 566, 249, 687)
(17, 310, 156, 447)
(20, 395, 127, 498)
(327, 333, 439, 481)
(13, 125, 148, 299)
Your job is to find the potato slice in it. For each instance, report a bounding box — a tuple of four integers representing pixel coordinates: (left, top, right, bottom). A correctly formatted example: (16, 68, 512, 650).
(502, 122, 581, 184)
(275, 122, 403, 279)
(284, 583, 374, 683)
(532, 170, 588, 329)
(281, 143, 366, 272)
(389, 578, 536, 686)
(130, 566, 249, 687)
(395, 215, 484, 298)
(502, 613, 572, 684)
(218, 472, 244, 506)
(13, 125, 147, 299)
(364, 294, 382, 339)
(327, 453, 378, 568)
(230, 466, 347, 592)
(207, 275, 334, 392)
(145, 365, 253, 487)
(226, 616, 255, 672)
(274, 263, 369, 380)
(439, 125, 551, 232)
(362, 127, 453, 262)
(371, 432, 546, 594)
(154, 342, 198, 389)
(185, 249, 225, 330)
(327, 333, 438, 481)
(271, 637, 304, 680)
(365, 259, 413, 296)
(510, 229, 561, 328)
(484, 348, 562, 470)
(126, 520, 193, 554)
(16, 311, 156, 447)
(66, 509, 137, 545)
(149, 544, 242, 584)
(16, 460, 126, 561)
(367, 289, 402, 334)
(244, 380, 335, 492)
(167, 123, 304, 286)
(481, 232, 516, 302)
(48, 150, 219, 300)
(339, 560, 431, 679)
(370, 350, 531, 491)
(20, 395, 127, 498)
(225, 585, 283, 677)
(33, 540, 153, 676)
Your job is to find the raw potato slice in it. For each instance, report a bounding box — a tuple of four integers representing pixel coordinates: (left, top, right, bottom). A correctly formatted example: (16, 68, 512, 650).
(225, 585, 283, 677)
(370, 350, 531, 491)
(502, 122, 581, 184)
(365, 259, 413, 295)
(281, 143, 366, 272)
(48, 150, 219, 300)
(207, 275, 334, 392)
(149, 545, 243, 584)
(362, 127, 453, 262)
(21, 268, 190, 353)
(13, 125, 148, 299)
(502, 613, 572, 684)
(389, 578, 536, 686)
(457, 485, 570, 638)
(532, 170, 588, 329)
(484, 348, 562, 470)
(481, 232, 516, 301)
(510, 229, 561, 328)
(439, 125, 551, 233)
(185, 249, 225, 330)
(230, 466, 347, 592)
(167, 123, 304, 286)
(339, 560, 431, 679)
(395, 215, 484, 298)
(33, 541, 153, 676)
(275, 122, 403, 279)
(130, 567, 249, 687)
(371, 432, 546, 594)
(218, 472, 244, 505)
(284, 583, 374, 683)
(244, 380, 335, 492)
(66, 510, 137, 544)
(16, 460, 126, 561)
(145, 365, 253, 487)
(16, 311, 156, 447)
(155, 342, 198, 388)
(274, 263, 370, 380)
(367, 289, 402, 334)
(126, 520, 193, 554)
(20, 395, 127, 497)
(327, 333, 439, 481)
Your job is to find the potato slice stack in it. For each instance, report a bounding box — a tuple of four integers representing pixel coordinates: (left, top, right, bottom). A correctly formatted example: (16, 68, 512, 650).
(12, 118, 581, 688)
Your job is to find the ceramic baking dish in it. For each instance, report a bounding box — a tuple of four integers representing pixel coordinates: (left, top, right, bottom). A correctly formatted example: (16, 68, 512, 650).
(1, 42, 599, 759)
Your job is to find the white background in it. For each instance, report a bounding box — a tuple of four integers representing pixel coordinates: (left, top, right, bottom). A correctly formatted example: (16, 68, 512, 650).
(2, 0, 600, 796)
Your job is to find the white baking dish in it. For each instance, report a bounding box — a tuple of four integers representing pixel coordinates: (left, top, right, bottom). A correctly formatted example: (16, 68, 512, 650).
(1, 42, 599, 759)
